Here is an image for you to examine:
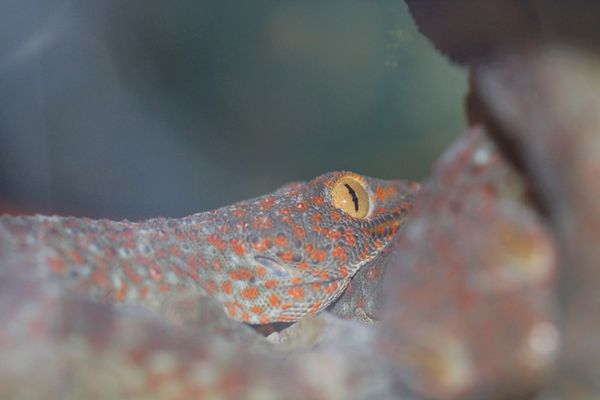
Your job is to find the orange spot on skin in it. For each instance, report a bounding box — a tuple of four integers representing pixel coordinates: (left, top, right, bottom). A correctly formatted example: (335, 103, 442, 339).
(106, 232, 118, 242)
(259, 315, 270, 324)
(274, 234, 288, 247)
(229, 268, 254, 281)
(92, 270, 108, 288)
(308, 300, 323, 314)
(356, 296, 366, 308)
(149, 264, 162, 282)
(279, 207, 290, 216)
(159, 284, 170, 293)
(252, 216, 273, 230)
(311, 195, 324, 206)
(134, 255, 149, 265)
(344, 228, 357, 246)
(338, 265, 349, 277)
(250, 305, 264, 314)
(290, 277, 303, 285)
(329, 209, 342, 221)
(260, 196, 276, 210)
(264, 279, 277, 289)
(317, 270, 330, 280)
(287, 286, 304, 300)
(103, 246, 114, 259)
(310, 249, 327, 263)
(269, 294, 281, 307)
(197, 255, 209, 268)
(311, 214, 323, 234)
(332, 245, 347, 262)
(241, 286, 259, 299)
(123, 261, 141, 284)
(373, 185, 398, 203)
(232, 208, 247, 218)
(241, 312, 251, 322)
(225, 302, 237, 318)
(222, 280, 233, 295)
(374, 186, 387, 202)
(47, 256, 65, 273)
(326, 229, 341, 241)
(186, 256, 200, 282)
(207, 234, 226, 251)
(212, 259, 223, 273)
(204, 280, 217, 293)
(169, 245, 181, 257)
(68, 249, 84, 265)
(297, 261, 309, 271)
(217, 224, 231, 234)
(139, 286, 149, 299)
(114, 281, 128, 302)
(230, 239, 246, 256)
(252, 237, 271, 252)
(366, 265, 381, 281)
(293, 225, 305, 239)
(325, 281, 339, 294)
(278, 250, 294, 262)
(255, 265, 267, 276)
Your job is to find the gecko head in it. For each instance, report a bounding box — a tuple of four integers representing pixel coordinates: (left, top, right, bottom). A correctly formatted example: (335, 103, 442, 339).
(213, 171, 419, 323)
(248, 171, 419, 282)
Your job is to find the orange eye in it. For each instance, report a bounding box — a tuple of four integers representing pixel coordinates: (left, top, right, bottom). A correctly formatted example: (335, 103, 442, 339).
(331, 176, 370, 218)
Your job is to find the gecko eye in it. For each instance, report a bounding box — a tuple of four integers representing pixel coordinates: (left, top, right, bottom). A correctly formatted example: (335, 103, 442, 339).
(331, 176, 370, 218)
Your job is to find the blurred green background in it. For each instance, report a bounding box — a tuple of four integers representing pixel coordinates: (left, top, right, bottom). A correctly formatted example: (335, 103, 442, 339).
(0, 1, 466, 219)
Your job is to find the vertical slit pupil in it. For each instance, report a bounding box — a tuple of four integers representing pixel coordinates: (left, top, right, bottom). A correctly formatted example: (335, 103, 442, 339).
(344, 183, 359, 212)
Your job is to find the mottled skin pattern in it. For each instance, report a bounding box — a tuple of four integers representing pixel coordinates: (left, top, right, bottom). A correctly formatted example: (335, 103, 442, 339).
(0, 171, 416, 324)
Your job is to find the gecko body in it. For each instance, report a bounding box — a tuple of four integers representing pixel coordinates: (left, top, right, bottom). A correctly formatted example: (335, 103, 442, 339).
(0, 171, 416, 324)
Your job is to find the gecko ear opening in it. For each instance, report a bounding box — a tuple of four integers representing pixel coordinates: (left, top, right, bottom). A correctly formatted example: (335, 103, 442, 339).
(331, 175, 370, 219)
(254, 256, 293, 278)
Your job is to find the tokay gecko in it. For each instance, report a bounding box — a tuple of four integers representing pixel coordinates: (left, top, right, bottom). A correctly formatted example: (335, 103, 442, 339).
(0, 171, 417, 324)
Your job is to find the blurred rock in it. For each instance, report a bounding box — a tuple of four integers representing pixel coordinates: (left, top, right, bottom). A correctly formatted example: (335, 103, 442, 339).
(405, 0, 600, 64)
(473, 45, 600, 399)
(379, 127, 558, 399)
(0, 272, 405, 400)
